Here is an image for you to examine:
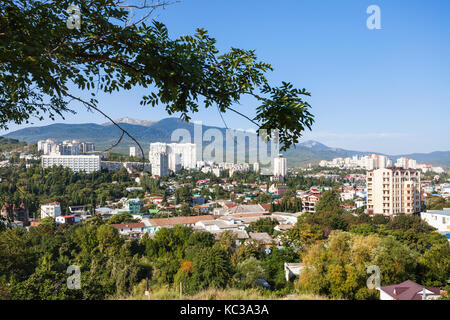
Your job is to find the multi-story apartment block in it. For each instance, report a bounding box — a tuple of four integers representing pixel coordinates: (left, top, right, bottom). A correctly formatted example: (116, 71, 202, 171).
(395, 157, 417, 169)
(37, 139, 95, 155)
(299, 192, 321, 214)
(366, 167, 421, 216)
(41, 155, 101, 173)
(149, 142, 196, 172)
(320, 154, 392, 170)
(129, 146, 143, 158)
(150, 152, 169, 176)
(273, 154, 287, 177)
(41, 202, 62, 219)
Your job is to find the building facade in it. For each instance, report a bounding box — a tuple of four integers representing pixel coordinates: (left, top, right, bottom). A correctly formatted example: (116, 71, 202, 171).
(149, 142, 196, 172)
(1, 202, 30, 225)
(367, 167, 421, 216)
(41, 202, 62, 219)
(421, 208, 450, 234)
(41, 155, 101, 173)
(150, 152, 169, 176)
(273, 154, 287, 177)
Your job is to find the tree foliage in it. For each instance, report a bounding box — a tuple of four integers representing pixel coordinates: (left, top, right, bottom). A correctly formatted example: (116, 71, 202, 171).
(0, 0, 314, 151)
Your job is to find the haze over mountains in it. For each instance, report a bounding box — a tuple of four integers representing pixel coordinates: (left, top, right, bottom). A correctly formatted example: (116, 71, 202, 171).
(4, 118, 450, 168)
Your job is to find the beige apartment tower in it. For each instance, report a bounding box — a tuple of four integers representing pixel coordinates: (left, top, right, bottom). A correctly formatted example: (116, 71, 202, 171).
(367, 167, 421, 216)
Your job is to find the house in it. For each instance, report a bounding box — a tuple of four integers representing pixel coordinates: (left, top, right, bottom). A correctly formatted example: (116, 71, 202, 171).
(149, 196, 164, 205)
(126, 187, 143, 193)
(299, 192, 322, 214)
(41, 202, 62, 219)
(124, 198, 142, 214)
(1, 202, 29, 226)
(112, 222, 146, 238)
(268, 185, 289, 197)
(284, 263, 304, 281)
(55, 215, 78, 224)
(213, 203, 270, 216)
(144, 215, 216, 235)
(248, 232, 274, 244)
(379, 280, 442, 300)
(95, 207, 114, 215)
(421, 208, 450, 234)
(69, 205, 88, 215)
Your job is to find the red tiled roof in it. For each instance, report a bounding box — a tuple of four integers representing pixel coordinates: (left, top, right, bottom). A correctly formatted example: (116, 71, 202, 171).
(147, 215, 215, 226)
(112, 223, 145, 229)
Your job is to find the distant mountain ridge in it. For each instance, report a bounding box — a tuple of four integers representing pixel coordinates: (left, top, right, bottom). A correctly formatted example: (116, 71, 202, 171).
(4, 118, 450, 168)
(101, 117, 157, 127)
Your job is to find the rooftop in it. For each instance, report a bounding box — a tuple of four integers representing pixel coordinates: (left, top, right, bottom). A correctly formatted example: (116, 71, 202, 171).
(146, 215, 215, 226)
(380, 280, 441, 300)
(425, 208, 450, 216)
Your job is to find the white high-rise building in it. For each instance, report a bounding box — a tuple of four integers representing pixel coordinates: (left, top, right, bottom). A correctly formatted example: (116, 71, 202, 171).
(149, 142, 196, 171)
(368, 154, 392, 169)
(253, 162, 260, 173)
(129, 146, 143, 158)
(80, 142, 95, 154)
(168, 153, 182, 172)
(273, 155, 287, 177)
(41, 202, 62, 219)
(150, 152, 169, 176)
(395, 157, 417, 169)
(37, 139, 57, 155)
(168, 143, 197, 169)
(41, 155, 101, 173)
(37, 139, 94, 155)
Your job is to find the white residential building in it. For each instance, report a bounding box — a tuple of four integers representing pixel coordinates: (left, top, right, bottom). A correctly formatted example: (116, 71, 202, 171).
(37, 139, 57, 155)
(129, 146, 143, 158)
(273, 154, 287, 177)
(168, 153, 182, 172)
(41, 155, 101, 173)
(319, 154, 392, 170)
(395, 157, 417, 169)
(150, 152, 169, 176)
(149, 142, 196, 171)
(421, 208, 450, 234)
(41, 202, 62, 219)
(253, 162, 260, 173)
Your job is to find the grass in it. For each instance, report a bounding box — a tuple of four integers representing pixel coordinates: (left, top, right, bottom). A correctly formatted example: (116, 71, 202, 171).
(113, 284, 328, 300)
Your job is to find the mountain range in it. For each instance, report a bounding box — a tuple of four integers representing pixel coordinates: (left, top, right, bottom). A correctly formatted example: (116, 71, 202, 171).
(4, 118, 450, 168)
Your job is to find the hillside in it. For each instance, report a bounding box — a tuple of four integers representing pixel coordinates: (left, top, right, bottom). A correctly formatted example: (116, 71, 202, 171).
(4, 118, 450, 168)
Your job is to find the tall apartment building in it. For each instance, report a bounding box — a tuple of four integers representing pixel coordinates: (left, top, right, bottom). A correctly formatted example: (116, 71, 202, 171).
(129, 146, 143, 158)
(41, 155, 101, 173)
(150, 152, 169, 176)
(368, 154, 392, 169)
(80, 142, 95, 154)
(273, 154, 287, 177)
(395, 157, 417, 169)
(37, 139, 57, 155)
(149, 142, 196, 172)
(41, 202, 62, 219)
(37, 139, 95, 155)
(366, 167, 421, 216)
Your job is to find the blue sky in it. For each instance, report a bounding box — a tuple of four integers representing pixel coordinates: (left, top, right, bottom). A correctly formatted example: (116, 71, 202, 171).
(4, 0, 450, 154)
